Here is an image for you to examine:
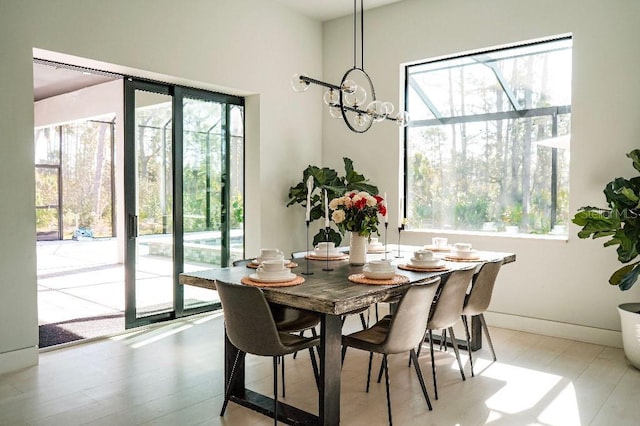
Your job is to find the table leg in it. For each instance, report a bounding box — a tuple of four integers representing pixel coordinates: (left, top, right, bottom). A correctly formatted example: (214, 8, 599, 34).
(319, 314, 342, 426)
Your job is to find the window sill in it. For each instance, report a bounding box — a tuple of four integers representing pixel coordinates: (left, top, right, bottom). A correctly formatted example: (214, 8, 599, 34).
(404, 228, 569, 242)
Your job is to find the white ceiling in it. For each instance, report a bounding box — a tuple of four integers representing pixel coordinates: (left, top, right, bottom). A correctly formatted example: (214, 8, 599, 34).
(274, 0, 404, 22)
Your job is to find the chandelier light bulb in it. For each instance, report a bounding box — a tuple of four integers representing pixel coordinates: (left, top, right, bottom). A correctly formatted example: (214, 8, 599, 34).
(291, 74, 310, 92)
(328, 104, 343, 119)
(323, 89, 339, 105)
(395, 111, 411, 127)
(367, 100, 387, 122)
(354, 112, 372, 128)
(345, 85, 367, 108)
(341, 80, 357, 94)
(383, 102, 395, 115)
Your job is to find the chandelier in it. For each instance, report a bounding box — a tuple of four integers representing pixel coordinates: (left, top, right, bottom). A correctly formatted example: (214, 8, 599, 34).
(291, 0, 410, 133)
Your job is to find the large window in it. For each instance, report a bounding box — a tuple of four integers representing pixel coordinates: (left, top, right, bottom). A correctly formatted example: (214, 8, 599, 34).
(405, 37, 572, 236)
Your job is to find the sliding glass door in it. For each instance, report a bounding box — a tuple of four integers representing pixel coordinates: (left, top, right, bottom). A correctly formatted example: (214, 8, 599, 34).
(124, 79, 244, 328)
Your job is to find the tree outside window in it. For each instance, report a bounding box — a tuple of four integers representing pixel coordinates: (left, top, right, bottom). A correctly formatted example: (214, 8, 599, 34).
(405, 37, 572, 235)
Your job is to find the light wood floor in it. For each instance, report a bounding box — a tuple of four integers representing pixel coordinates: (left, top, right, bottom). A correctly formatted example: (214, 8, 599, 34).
(2, 311, 640, 426)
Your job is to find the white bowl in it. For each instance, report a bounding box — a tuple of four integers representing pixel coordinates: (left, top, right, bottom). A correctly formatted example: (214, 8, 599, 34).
(313, 249, 341, 257)
(450, 249, 478, 259)
(410, 258, 443, 267)
(362, 269, 395, 280)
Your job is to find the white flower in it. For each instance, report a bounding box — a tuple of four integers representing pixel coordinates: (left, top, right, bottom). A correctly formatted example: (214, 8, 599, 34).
(332, 209, 346, 224)
(365, 195, 376, 207)
(329, 198, 340, 210)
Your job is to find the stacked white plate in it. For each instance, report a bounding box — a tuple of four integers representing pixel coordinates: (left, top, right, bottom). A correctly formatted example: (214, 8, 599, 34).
(250, 269, 296, 283)
(449, 249, 479, 259)
(313, 249, 342, 258)
(409, 257, 444, 268)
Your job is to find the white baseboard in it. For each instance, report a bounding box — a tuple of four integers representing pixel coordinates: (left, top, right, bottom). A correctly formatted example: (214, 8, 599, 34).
(0, 346, 38, 375)
(485, 312, 623, 348)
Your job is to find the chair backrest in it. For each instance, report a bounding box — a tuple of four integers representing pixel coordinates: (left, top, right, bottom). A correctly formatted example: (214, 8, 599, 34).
(383, 277, 441, 353)
(215, 280, 289, 357)
(462, 259, 502, 316)
(427, 267, 476, 330)
(232, 259, 252, 267)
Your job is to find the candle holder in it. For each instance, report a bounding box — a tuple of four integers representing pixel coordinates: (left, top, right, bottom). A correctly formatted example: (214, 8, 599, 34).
(395, 224, 404, 258)
(384, 222, 389, 260)
(302, 220, 313, 275)
(322, 227, 334, 271)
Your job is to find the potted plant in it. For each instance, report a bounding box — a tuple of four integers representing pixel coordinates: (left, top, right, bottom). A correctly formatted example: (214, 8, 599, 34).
(572, 149, 640, 368)
(287, 157, 378, 246)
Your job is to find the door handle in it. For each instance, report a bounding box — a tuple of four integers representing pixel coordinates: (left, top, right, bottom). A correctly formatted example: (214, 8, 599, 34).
(128, 214, 138, 239)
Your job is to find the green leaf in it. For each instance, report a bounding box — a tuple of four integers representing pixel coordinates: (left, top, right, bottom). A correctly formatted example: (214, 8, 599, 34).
(610, 262, 640, 290)
(627, 149, 640, 174)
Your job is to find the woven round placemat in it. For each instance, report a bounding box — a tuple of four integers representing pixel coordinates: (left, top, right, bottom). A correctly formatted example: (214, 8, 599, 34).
(241, 275, 305, 287)
(348, 273, 409, 285)
(443, 256, 482, 262)
(246, 261, 298, 269)
(398, 263, 449, 272)
(305, 253, 349, 261)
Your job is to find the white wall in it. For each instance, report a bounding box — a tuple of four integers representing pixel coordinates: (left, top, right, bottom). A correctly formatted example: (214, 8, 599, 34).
(322, 0, 640, 345)
(0, 0, 323, 372)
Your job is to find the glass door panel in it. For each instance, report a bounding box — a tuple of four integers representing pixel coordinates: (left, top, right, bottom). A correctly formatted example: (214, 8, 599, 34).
(133, 89, 174, 319)
(182, 97, 224, 309)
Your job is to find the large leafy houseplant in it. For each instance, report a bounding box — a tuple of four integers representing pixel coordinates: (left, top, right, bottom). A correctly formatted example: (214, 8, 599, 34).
(572, 149, 640, 290)
(287, 157, 378, 246)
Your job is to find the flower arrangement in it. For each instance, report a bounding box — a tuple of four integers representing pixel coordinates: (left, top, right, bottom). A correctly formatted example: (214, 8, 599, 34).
(329, 191, 387, 237)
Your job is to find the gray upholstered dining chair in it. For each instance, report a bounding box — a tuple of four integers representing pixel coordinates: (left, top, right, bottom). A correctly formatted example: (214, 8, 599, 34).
(461, 259, 502, 377)
(341, 276, 441, 426)
(232, 258, 321, 396)
(216, 280, 320, 425)
(419, 267, 476, 400)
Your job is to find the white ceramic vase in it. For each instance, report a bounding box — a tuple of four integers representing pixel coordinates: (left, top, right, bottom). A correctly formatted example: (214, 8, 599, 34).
(349, 232, 367, 266)
(618, 303, 640, 370)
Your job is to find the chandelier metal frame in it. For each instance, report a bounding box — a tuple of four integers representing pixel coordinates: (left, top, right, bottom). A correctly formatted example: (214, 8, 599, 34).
(291, 0, 410, 133)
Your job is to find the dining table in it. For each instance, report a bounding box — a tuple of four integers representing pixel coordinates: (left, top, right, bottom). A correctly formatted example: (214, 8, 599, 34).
(179, 245, 516, 426)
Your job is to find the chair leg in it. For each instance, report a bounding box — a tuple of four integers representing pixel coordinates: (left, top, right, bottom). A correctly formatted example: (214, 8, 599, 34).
(447, 327, 466, 381)
(377, 356, 384, 384)
(273, 357, 278, 426)
(309, 347, 320, 390)
(479, 314, 497, 361)
(429, 329, 438, 400)
(293, 330, 304, 359)
(410, 328, 428, 368)
(461, 315, 474, 377)
(359, 312, 368, 329)
(221, 350, 246, 416)
(383, 355, 393, 426)
(409, 349, 432, 411)
(281, 355, 286, 397)
(366, 352, 374, 392)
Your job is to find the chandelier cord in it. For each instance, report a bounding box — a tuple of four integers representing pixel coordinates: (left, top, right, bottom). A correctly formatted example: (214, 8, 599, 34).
(360, 0, 364, 70)
(353, 0, 357, 68)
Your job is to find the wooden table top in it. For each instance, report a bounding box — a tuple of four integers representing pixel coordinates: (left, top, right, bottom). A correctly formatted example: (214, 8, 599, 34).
(180, 249, 514, 316)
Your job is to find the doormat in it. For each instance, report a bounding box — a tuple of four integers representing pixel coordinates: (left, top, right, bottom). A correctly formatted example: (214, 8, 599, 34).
(39, 313, 124, 348)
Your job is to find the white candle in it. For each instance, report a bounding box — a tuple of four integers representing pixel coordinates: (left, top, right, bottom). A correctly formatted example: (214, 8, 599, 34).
(399, 196, 404, 227)
(306, 176, 313, 222)
(383, 192, 388, 223)
(324, 189, 330, 228)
